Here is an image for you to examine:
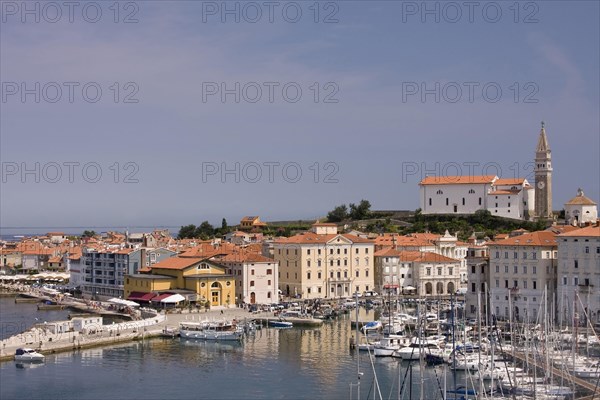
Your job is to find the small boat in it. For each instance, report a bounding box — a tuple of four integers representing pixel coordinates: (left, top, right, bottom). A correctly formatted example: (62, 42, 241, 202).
(179, 321, 244, 341)
(269, 320, 293, 328)
(14, 348, 45, 362)
(361, 321, 382, 333)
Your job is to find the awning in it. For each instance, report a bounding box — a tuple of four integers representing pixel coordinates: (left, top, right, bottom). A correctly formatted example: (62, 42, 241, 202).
(151, 293, 173, 303)
(107, 298, 140, 307)
(161, 294, 186, 304)
(127, 292, 156, 302)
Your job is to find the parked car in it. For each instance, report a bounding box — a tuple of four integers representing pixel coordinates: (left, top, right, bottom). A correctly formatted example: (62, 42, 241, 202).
(363, 291, 378, 297)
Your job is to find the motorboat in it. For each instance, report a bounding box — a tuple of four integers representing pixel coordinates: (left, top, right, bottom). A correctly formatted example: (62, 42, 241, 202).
(179, 320, 244, 341)
(361, 321, 382, 333)
(14, 348, 45, 362)
(269, 320, 293, 328)
(373, 335, 411, 357)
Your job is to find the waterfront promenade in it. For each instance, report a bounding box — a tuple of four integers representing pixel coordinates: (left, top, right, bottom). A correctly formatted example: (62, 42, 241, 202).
(0, 284, 276, 362)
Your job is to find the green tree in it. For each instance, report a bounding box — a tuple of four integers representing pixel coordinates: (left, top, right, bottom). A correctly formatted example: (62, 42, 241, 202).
(196, 221, 215, 239)
(82, 230, 96, 238)
(349, 199, 371, 220)
(327, 204, 348, 222)
(177, 225, 197, 239)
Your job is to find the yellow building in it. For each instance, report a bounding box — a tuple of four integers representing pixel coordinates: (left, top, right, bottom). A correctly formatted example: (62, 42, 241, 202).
(239, 216, 267, 231)
(124, 257, 235, 307)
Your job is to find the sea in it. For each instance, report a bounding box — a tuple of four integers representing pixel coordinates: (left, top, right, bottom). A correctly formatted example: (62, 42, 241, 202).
(0, 297, 466, 400)
(0, 227, 180, 241)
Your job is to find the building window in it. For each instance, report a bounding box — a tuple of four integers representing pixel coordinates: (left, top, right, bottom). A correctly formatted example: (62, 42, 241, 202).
(365, 270, 369, 278)
(307, 272, 311, 280)
(513, 280, 518, 288)
(429, 198, 432, 206)
(250, 280, 255, 287)
(504, 266, 508, 273)
(471, 283, 476, 293)
(462, 198, 465, 206)
(355, 270, 359, 278)
(471, 265, 476, 274)
(307, 249, 311, 255)
(318, 260, 322, 267)
(446, 198, 449, 206)
(514, 252, 518, 259)
(505, 280, 509, 288)
(504, 252, 508, 259)
(437, 190, 443, 195)
(426, 267, 431, 276)
(469, 189, 475, 194)
(495, 280, 499, 288)
(307, 260, 311, 267)
(523, 266, 527, 274)
(448, 267, 453, 275)
(267, 280, 271, 285)
(318, 272, 321, 279)
(337, 260, 340, 266)
(574, 277, 579, 286)
(318, 249, 321, 255)
(479, 197, 482, 205)
(533, 252, 536, 260)
(523, 281, 527, 289)
(523, 252, 527, 259)
(574, 260, 578, 268)
(514, 266, 518, 273)
(563, 276, 567, 285)
(585, 246, 590, 254)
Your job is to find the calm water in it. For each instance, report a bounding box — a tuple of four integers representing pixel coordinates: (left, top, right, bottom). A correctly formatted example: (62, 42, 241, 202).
(0, 299, 464, 400)
(0, 296, 72, 340)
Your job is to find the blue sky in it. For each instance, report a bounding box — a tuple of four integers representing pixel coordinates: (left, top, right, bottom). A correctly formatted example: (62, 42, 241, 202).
(1, 1, 599, 228)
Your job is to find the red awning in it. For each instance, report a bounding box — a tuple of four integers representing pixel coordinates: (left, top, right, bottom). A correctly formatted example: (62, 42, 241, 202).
(150, 293, 173, 303)
(128, 292, 157, 301)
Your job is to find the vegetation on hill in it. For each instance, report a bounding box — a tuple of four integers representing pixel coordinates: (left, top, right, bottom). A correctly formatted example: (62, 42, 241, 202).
(403, 209, 547, 240)
(327, 200, 372, 222)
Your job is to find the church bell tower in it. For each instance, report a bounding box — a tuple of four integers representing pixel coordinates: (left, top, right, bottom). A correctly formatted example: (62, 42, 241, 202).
(534, 121, 553, 219)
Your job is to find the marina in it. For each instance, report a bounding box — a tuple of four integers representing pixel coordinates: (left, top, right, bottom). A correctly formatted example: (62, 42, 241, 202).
(2, 294, 600, 399)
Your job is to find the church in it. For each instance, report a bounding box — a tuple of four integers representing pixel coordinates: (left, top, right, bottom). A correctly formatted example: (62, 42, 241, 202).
(419, 123, 553, 221)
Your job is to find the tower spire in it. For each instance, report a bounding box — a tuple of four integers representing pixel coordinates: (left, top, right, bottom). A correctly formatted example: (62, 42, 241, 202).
(536, 121, 550, 153)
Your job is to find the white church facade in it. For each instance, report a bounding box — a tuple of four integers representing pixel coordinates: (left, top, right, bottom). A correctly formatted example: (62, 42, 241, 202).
(418, 123, 553, 221)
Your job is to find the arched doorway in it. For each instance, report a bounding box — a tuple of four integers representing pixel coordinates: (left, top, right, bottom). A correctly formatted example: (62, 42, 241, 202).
(250, 292, 256, 304)
(337, 284, 343, 297)
(447, 282, 455, 294)
(436, 282, 444, 294)
(211, 282, 221, 306)
(425, 282, 433, 295)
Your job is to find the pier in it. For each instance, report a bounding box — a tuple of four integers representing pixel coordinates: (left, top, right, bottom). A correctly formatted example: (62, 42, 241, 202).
(501, 348, 600, 397)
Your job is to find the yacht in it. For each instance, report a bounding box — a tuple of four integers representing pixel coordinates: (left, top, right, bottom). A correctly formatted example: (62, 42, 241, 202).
(14, 348, 45, 362)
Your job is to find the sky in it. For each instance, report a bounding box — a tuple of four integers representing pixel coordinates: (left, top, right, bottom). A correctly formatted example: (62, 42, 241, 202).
(1, 0, 599, 229)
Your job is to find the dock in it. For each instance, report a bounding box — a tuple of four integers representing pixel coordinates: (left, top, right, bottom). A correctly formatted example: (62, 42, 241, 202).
(255, 317, 323, 327)
(501, 348, 600, 397)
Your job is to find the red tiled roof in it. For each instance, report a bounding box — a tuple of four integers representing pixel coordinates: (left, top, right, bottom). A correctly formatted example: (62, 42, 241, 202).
(557, 225, 600, 237)
(491, 231, 557, 247)
(420, 175, 496, 185)
(494, 178, 526, 186)
(151, 257, 204, 270)
(274, 232, 373, 245)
